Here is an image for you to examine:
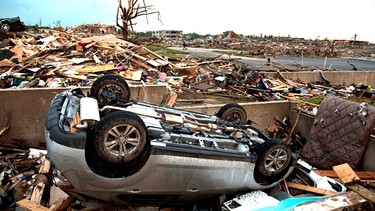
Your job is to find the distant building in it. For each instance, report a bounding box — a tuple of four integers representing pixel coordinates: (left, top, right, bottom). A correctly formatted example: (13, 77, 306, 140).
(152, 30, 183, 40)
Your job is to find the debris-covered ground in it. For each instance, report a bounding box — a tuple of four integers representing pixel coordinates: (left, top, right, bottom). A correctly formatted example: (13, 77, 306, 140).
(1, 27, 375, 210)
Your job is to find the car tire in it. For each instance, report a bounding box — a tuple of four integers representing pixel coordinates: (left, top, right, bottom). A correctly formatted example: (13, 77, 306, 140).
(93, 111, 150, 165)
(0, 22, 11, 31)
(256, 139, 292, 177)
(90, 74, 130, 107)
(216, 103, 247, 124)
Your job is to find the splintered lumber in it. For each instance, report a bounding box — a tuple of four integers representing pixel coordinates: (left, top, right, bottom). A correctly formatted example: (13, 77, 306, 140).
(333, 163, 375, 203)
(52, 196, 74, 211)
(16, 198, 50, 211)
(76, 64, 115, 73)
(333, 163, 361, 184)
(128, 57, 153, 70)
(314, 170, 375, 180)
(285, 109, 301, 144)
(228, 85, 255, 98)
(38, 155, 50, 174)
(30, 182, 45, 204)
(286, 182, 336, 195)
(281, 94, 320, 107)
(164, 93, 178, 107)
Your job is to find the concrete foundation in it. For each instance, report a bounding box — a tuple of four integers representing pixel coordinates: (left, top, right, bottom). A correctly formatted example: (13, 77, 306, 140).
(0, 85, 168, 149)
(265, 71, 375, 86)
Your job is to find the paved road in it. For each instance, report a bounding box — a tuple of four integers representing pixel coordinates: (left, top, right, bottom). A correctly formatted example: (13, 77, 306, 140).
(170, 47, 375, 71)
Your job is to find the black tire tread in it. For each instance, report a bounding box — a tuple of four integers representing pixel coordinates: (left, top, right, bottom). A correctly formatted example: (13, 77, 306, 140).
(216, 103, 247, 124)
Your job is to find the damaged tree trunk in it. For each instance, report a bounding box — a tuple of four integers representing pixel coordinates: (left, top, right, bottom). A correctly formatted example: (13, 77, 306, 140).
(116, 0, 161, 40)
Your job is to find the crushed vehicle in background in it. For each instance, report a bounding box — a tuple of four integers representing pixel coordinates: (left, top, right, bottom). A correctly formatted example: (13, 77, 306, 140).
(45, 74, 297, 207)
(0, 17, 26, 32)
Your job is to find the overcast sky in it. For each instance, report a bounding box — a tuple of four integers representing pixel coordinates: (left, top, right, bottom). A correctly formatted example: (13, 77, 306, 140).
(1, 0, 374, 42)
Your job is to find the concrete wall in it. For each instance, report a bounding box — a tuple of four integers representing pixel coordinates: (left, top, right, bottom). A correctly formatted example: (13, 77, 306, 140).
(3, 70, 375, 149)
(0, 85, 298, 149)
(178, 101, 293, 132)
(0, 85, 168, 149)
(265, 71, 375, 86)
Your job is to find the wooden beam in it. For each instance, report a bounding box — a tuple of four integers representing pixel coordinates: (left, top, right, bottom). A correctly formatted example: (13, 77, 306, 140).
(285, 109, 301, 144)
(286, 182, 336, 195)
(129, 57, 153, 70)
(30, 182, 45, 204)
(314, 170, 375, 180)
(349, 184, 375, 203)
(333, 163, 361, 185)
(333, 163, 375, 203)
(38, 155, 50, 174)
(16, 198, 50, 211)
(53, 196, 74, 211)
(76, 64, 116, 73)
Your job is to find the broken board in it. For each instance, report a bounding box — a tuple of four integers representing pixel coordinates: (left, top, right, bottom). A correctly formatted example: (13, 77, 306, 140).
(333, 163, 375, 203)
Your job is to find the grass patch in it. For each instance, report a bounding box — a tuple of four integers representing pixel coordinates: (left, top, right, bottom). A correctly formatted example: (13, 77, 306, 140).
(213, 50, 250, 56)
(299, 96, 324, 105)
(145, 44, 188, 60)
(346, 97, 375, 107)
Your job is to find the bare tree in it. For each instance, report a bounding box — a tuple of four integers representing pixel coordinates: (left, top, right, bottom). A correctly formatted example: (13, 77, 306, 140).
(116, 0, 161, 40)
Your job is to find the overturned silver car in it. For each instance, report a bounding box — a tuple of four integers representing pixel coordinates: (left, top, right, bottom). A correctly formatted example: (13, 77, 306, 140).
(45, 75, 297, 206)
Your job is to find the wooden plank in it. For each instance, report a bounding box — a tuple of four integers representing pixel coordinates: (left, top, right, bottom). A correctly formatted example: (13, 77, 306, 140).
(349, 184, 375, 203)
(76, 64, 115, 73)
(53, 196, 74, 211)
(38, 155, 50, 174)
(281, 94, 320, 107)
(286, 182, 336, 195)
(333, 163, 361, 184)
(285, 109, 301, 144)
(30, 182, 45, 204)
(16, 198, 50, 211)
(333, 163, 375, 203)
(165, 93, 178, 107)
(129, 57, 153, 70)
(314, 170, 375, 180)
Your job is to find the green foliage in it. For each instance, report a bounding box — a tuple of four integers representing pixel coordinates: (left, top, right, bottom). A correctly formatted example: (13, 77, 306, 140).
(145, 44, 188, 60)
(183, 32, 211, 39)
(346, 97, 375, 107)
(135, 31, 153, 37)
(300, 96, 324, 105)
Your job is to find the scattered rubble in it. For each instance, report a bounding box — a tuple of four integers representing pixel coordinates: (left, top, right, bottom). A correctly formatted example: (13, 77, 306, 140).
(1, 28, 375, 112)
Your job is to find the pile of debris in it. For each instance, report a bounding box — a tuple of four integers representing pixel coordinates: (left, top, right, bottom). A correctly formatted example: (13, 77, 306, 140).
(0, 29, 187, 89)
(1, 29, 374, 111)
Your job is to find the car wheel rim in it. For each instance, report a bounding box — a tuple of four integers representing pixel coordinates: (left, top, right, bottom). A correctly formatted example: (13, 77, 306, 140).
(104, 124, 141, 158)
(226, 112, 242, 122)
(264, 148, 288, 172)
(1, 24, 10, 31)
(98, 84, 123, 104)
